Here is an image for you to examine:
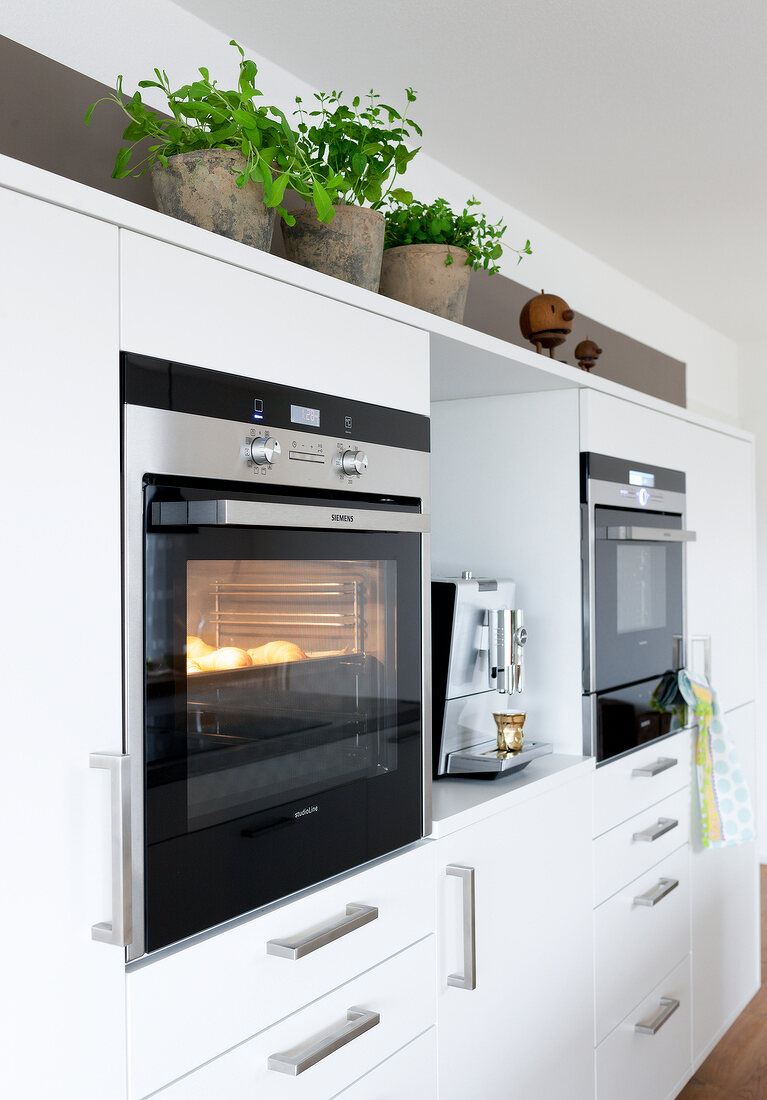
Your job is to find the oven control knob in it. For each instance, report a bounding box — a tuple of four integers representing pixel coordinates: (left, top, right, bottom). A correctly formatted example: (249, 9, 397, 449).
(250, 436, 281, 465)
(341, 449, 368, 476)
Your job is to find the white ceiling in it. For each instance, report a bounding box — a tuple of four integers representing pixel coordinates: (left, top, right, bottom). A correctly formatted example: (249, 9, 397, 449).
(175, 0, 767, 342)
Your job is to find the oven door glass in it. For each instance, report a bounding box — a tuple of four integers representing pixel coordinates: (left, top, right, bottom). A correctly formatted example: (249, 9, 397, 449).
(143, 482, 423, 952)
(593, 506, 684, 691)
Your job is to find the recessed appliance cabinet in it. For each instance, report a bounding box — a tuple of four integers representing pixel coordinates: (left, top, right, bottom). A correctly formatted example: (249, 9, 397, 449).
(3, 153, 760, 1100)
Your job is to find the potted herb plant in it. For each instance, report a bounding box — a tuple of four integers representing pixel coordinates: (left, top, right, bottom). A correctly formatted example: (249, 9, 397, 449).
(281, 88, 422, 291)
(380, 194, 532, 322)
(85, 41, 334, 252)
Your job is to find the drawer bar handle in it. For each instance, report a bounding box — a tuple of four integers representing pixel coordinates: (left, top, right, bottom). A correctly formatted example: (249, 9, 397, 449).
(447, 865, 477, 991)
(268, 1006, 380, 1076)
(634, 877, 679, 907)
(632, 756, 678, 778)
(633, 817, 678, 843)
(266, 903, 378, 960)
(634, 996, 680, 1035)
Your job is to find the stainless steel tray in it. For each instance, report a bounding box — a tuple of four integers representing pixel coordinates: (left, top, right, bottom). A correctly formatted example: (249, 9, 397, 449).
(445, 739, 553, 778)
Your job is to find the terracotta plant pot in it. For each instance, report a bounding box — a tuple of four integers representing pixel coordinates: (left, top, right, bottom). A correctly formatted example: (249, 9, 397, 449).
(281, 205, 385, 292)
(379, 243, 472, 323)
(150, 149, 276, 252)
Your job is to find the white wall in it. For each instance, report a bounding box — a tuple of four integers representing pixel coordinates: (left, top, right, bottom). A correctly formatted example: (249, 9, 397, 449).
(737, 341, 766, 860)
(3, 0, 740, 423)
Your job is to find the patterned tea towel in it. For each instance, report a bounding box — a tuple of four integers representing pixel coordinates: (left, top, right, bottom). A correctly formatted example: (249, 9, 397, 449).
(677, 670, 755, 848)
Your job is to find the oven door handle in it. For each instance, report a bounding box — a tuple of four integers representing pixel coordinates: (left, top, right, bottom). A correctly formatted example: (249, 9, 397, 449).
(599, 526, 696, 542)
(153, 499, 428, 534)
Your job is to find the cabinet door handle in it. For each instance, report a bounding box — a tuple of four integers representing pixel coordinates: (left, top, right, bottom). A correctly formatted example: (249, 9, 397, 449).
(447, 865, 476, 991)
(268, 1006, 380, 1076)
(634, 997, 680, 1035)
(632, 756, 677, 778)
(633, 877, 679, 907)
(89, 752, 132, 947)
(689, 634, 712, 682)
(632, 817, 678, 843)
(266, 904, 378, 960)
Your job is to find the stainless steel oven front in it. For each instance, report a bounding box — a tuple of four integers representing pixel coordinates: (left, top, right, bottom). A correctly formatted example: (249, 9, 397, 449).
(121, 353, 431, 959)
(581, 452, 696, 764)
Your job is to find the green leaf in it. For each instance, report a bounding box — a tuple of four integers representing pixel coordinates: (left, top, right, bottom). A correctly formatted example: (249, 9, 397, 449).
(265, 172, 290, 208)
(83, 102, 97, 127)
(312, 178, 335, 223)
(112, 147, 133, 179)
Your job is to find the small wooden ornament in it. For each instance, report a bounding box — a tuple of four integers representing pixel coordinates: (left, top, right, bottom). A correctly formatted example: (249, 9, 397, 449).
(519, 290, 575, 358)
(574, 337, 603, 372)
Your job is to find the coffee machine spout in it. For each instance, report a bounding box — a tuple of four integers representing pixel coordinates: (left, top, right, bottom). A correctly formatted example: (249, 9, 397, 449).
(512, 609, 528, 693)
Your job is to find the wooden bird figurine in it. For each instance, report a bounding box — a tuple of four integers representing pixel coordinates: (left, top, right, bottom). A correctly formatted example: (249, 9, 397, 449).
(519, 290, 575, 358)
(574, 337, 603, 372)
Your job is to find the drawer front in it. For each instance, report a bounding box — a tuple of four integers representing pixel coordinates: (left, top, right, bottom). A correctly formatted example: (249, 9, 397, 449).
(147, 937, 436, 1100)
(334, 1027, 437, 1099)
(593, 730, 691, 838)
(596, 955, 691, 1100)
(594, 846, 691, 1044)
(594, 786, 690, 906)
(128, 842, 435, 1100)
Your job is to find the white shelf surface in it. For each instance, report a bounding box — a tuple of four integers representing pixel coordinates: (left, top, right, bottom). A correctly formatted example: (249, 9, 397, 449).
(431, 753, 594, 838)
(0, 152, 751, 441)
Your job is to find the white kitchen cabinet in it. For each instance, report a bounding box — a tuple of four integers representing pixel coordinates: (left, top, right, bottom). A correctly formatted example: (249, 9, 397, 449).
(579, 389, 756, 711)
(435, 768, 595, 1100)
(147, 936, 436, 1100)
(126, 842, 436, 1099)
(0, 190, 126, 1096)
(591, 727, 692, 1098)
(595, 955, 692, 1100)
(681, 423, 756, 711)
(333, 1027, 437, 1099)
(690, 701, 760, 1066)
(119, 230, 430, 416)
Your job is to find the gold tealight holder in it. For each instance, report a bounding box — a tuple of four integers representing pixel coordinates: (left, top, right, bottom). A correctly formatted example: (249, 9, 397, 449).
(493, 711, 526, 754)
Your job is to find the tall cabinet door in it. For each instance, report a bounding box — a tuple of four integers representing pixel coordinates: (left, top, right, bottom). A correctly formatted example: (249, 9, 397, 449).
(0, 189, 125, 1097)
(690, 702, 760, 1064)
(682, 422, 756, 711)
(436, 773, 595, 1100)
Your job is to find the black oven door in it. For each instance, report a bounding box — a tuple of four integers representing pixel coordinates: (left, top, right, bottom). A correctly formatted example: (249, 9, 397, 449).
(592, 506, 684, 692)
(143, 479, 424, 952)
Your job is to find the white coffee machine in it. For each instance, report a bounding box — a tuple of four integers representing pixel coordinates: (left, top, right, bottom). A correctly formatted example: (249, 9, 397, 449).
(432, 573, 552, 777)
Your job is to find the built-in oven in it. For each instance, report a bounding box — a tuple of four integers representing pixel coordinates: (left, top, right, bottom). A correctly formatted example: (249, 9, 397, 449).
(581, 452, 696, 764)
(119, 353, 430, 959)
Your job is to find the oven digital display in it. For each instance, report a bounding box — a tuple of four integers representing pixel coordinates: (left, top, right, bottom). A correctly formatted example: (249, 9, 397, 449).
(291, 404, 321, 428)
(629, 469, 655, 488)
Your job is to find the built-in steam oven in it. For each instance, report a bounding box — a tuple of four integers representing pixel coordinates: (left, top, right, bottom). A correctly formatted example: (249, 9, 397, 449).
(112, 353, 430, 959)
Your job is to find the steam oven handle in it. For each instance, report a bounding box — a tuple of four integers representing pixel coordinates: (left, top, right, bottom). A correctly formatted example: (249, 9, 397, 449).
(600, 526, 696, 542)
(152, 499, 428, 534)
(89, 752, 132, 947)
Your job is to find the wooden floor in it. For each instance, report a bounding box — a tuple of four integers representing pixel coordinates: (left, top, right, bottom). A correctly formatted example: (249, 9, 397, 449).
(678, 866, 767, 1099)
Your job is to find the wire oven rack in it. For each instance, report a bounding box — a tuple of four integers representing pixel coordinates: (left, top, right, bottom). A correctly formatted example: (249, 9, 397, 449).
(204, 578, 367, 654)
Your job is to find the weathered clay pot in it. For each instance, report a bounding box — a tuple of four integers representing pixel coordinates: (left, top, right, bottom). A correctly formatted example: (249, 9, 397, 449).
(150, 149, 276, 252)
(281, 205, 385, 292)
(379, 244, 472, 323)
